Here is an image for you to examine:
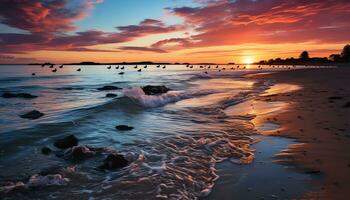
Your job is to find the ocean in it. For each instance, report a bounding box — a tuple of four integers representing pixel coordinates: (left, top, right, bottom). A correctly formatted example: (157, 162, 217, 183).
(0, 64, 311, 199)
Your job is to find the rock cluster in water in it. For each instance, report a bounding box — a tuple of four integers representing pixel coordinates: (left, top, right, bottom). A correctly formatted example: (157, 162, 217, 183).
(48, 135, 129, 169)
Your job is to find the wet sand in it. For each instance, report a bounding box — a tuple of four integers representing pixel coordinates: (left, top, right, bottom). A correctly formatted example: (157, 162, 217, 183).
(206, 136, 314, 200)
(249, 67, 350, 199)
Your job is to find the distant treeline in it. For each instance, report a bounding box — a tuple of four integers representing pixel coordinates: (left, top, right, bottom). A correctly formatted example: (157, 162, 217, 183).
(256, 44, 350, 65)
(28, 61, 222, 66)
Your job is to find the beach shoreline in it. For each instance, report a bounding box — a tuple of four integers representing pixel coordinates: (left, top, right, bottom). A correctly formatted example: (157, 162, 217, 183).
(246, 67, 350, 199)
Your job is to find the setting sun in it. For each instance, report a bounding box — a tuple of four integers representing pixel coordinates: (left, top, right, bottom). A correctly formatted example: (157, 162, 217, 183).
(243, 56, 254, 64)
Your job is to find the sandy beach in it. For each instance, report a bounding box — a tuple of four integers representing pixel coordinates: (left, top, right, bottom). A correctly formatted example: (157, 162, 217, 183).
(247, 67, 350, 199)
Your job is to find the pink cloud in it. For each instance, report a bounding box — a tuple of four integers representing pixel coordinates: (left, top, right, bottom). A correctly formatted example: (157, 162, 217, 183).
(164, 0, 350, 48)
(0, 1, 185, 54)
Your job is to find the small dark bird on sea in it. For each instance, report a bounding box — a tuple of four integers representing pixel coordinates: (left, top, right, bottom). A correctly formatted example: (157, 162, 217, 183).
(52, 68, 57, 72)
(216, 65, 219, 68)
(157, 65, 160, 68)
(208, 66, 211, 69)
(116, 66, 119, 69)
(107, 66, 111, 69)
(144, 65, 147, 68)
(41, 64, 45, 67)
(189, 66, 193, 68)
(222, 68, 226, 70)
(121, 66, 125, 70)
(137, 69, 141, 72)
(204, 71, 208, 74)
(200, 66, 203, 68)
(32, 73, 36, 76)
(218, 69, 221, 72)
(59, 65, 63, 68)
(77, 68, 81, 72)
(118, 72, 124, 75)
(49, 64, 54, 68)
(134, 65, 138, 69)
(162, 66, 166, 69)
(237, 65, 240, 68)
(231, 67, 234, 70)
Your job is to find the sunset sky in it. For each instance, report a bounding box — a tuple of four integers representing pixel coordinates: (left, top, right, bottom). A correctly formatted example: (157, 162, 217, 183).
(0, 0, 349, 64)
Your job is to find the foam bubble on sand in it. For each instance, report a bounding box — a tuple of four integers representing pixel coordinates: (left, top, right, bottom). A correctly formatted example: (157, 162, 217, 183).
(0, 174, 69, 195)
(28, 174, 69, 187)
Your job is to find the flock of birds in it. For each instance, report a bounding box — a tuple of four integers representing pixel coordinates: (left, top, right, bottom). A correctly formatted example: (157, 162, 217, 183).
(31, 63, 297, 76)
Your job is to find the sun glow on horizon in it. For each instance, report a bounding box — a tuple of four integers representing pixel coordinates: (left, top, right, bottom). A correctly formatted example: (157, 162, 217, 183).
(242, 56, 254, 64)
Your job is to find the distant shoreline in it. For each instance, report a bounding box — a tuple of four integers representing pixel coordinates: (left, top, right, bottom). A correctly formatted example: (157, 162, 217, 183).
(0, 63, 348, 66)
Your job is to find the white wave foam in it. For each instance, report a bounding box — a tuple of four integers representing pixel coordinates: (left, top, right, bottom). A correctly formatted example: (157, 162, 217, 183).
(122, 87, 213, 107)
(188, 73, 212, 81)
(28, 174, 69, 187)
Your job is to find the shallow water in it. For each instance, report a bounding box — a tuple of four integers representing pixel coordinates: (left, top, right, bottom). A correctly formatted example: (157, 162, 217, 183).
(0, 64, 314, 199)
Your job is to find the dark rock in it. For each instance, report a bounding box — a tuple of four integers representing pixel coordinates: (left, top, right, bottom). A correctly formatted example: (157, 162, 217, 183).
(2, 92, 38, 99)
(20, 110, 44, 119)
(105, 93, 117, 98)
(41, 146, 52, 155)
(141, 85, 170, 95)
(98, 153, 128, 170)
(97, 86, 121, 91)
(328, 96, 343, 100)
(343, 101, 350, 108)
(64, 145, 94, 160)
(305, 170, 321, 174)
(115, 125, 134, 131)
(54, 135, 78, 149)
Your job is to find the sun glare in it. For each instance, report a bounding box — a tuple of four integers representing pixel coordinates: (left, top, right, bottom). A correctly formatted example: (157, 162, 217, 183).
(243, 56, 254, 64)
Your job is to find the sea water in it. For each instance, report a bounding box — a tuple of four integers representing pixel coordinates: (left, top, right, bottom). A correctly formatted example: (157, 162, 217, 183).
(0, 64, 314, 199)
